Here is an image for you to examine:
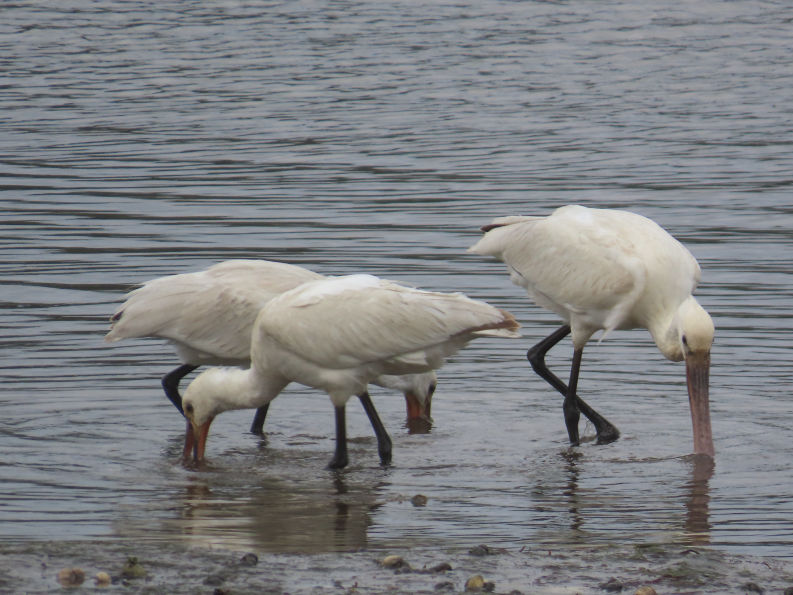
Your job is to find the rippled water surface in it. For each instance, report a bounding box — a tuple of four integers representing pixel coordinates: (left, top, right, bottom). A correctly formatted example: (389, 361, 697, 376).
(2, 0, 793, 591)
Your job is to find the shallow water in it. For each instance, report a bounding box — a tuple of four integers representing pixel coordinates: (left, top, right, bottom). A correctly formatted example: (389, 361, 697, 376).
(2, 0, 793, 592)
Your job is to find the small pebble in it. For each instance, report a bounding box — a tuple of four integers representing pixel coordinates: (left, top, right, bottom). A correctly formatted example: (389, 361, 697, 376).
(468, 544, 492, 556)
(742, 582, 764, 594)
(95, 571, 111, 587)
(427, 562, 452, 573)
(634, 587, 656, 595)
(120, 556, 147, 579)
(599, 577, 624, 592)
(411, 494, 428, 507)
(465, 574, 485, 591)
(434, 581, 455, 591)
(239, 552, 259, 567)
(57, 567, 85, 588)
(380, 554, 409, 570)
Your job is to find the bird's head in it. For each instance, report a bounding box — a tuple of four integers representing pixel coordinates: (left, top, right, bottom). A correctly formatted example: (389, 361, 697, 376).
(404, 372, 437, 433)
(679, 297, 715, 356)
(373, 371, 437, 432)
(677, 298, 715, 459)
(181, 368, 228, 463)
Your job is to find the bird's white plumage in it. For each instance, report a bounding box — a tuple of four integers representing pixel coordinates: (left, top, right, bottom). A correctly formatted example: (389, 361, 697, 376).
(105, 259, 324, 364)
(469, 205, 701, 353)
(184, 274, 520, 417)
(105, 260, 441, 407)
(256, 275, 520, 382)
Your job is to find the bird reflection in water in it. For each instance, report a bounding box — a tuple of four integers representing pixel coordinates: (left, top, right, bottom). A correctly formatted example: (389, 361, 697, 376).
(560, 450, 585, 537)
(406, 416, 433, 435)
(552, 452, 713, 546)
(171, 472, 384, 553)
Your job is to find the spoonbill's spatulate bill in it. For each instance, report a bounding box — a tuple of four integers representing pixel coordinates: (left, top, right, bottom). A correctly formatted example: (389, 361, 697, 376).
(181, 274, 521, 469)
(105, 260, 437, 450)
(469, 205, 714, 458)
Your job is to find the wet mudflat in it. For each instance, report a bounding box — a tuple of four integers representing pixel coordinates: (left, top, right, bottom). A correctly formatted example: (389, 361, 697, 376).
(3, 0, 793, 593)
(4, 536, 793, 594)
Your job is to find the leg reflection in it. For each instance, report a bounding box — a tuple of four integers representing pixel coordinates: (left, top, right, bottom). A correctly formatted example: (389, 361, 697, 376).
(560, 450, 584, 536)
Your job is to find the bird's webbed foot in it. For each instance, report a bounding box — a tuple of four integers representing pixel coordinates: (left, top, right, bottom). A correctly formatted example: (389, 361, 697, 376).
(327, 452, 349, 470)
(594, 421, 620, 445)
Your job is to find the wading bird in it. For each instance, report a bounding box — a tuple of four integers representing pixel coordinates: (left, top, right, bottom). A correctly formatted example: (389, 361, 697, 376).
(469, 205, 714, 458)
(105, 260, 437, 457)
(181, 274, 521, 468)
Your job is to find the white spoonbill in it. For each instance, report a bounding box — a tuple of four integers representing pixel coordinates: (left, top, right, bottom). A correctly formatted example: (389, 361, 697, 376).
(104, 260, 437, 453)
(181, 274, 521, 468)
(469, 205, 715, 458)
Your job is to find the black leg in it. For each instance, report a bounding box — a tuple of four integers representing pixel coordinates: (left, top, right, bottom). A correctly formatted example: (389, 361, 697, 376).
(527, 326, 620, 444)
(563, 348, 583, 445)
(357, 391, 392, 466)
(250, 404, 270, 435)
(328, 405, 349, 470)
(527, 325, 573, 395)
(162, 364, 199, 415)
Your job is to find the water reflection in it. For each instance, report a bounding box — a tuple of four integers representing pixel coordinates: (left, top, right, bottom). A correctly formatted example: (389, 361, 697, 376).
(560, 450, 584, 538)
(405, 417, 433, 435)
(531, 450, 714, 549)
(167, 472, 383, 553)
(683, 455, 715, 545)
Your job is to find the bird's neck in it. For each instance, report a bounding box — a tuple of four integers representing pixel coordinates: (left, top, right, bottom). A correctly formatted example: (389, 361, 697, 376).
(648, 296, 701, 362)
(211, 367, 288, 414)
(650, 322, 683, 362)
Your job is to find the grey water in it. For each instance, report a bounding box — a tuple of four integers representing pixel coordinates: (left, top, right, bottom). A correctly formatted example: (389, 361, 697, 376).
(1, 0, 792, 588)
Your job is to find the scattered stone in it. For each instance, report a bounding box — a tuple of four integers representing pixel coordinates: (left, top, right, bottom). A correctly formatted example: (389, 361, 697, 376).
(380, 554, 410, 570)
(426, 562, 452, 573)
(435, 581, 455, 591)
(742, 582, 764, 594)
(599, 577, 624, 592)
(94, 571, 111, 587)
(120, 556, 147, 579)
(56, 567, 85, 588)
(465, 574, 488, 593)
(411, 494, 428, 507)
(634, 587, 657, 595)
(465, 574, 490, 591)
(239, 552, 259, 567)
(469, 544, 492, 556)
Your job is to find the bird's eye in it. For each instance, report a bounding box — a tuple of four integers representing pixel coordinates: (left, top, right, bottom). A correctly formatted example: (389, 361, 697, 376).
(681, 335, 689, 348)
(185, 403, 194, 414)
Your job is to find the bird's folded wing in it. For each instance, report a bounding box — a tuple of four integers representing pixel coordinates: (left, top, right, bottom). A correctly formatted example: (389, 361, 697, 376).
(471, 213, 645, 324)
(105, 260, 323, 360)
(258, 279, 519, 371)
